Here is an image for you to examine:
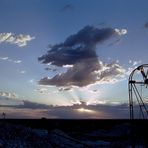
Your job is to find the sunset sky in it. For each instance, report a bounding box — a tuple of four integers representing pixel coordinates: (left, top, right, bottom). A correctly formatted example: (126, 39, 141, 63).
(0, 0, 148, 118)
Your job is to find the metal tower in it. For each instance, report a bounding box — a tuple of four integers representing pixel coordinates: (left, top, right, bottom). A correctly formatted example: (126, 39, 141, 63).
(128, 64, 148, 119)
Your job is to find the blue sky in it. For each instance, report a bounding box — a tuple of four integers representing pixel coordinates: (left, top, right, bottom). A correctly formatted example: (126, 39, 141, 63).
(0, 0, 148, 118)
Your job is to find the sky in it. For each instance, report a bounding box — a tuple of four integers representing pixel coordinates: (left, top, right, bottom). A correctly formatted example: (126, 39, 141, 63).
(0, 0, 148, 119)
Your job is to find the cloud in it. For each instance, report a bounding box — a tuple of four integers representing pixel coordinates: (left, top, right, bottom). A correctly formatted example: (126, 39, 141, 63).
(0, 101, 130, 119)
(39, 26, 127, 87)
(44, 102, 147, 119)
(34, 87, 48, 94)
(0, 99, 52, 118)
(38, 26, 117, 66)
(0, 33, 12, 42)
(126, 60, 142, 75)
(0, 90, 18, 99)
(61, 4, 74, 12)
(0, 108, 51, 119)
(45, 67, 57, 72)
(144, 22, 148, 28)
(108, 38, 121, 46)
(1, 102, 145, 119)
(0, 93, 145, 119)
(29, 79, 35, 83)
(0, 56, 9, 60)
(17, 100, 51, 109)
(0, 56, 22, 64)
(58, 87, 72, 91)
(0, 91, 50, 109)
(62, 64, 73, 68)
(95, 62, 126, 84)
(20, 70, 26, 74)
(14, 60, 22, 64)
(46, 103, 130, 119)
(0, 90, 22, 106)
(0, 33, 35, 47)
(128, 60, 142, 66)
(114, 28, 127, 35)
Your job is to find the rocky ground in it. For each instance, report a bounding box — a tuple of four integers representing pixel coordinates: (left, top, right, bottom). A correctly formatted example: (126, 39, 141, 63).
(0, 121, 147, 148)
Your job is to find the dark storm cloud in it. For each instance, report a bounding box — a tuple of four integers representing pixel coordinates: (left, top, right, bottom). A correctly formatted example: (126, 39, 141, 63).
(38, 26, 115, 66)
(1, 102, 144, 119)
(39, 58, 101, 87)
(0, 99, 51, 109)
(44, 103, 144, 119)
(38, 26, 125, 87)
(17, 100, 51, 109)
(39, 103, 129, 119)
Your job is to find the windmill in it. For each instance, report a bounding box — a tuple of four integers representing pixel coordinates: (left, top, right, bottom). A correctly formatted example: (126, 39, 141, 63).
(128, 64, 148, 119)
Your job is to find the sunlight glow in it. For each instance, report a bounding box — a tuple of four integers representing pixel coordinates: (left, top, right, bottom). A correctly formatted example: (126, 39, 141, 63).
(86, 100, 106, 105)
(76, 108, 95, 113)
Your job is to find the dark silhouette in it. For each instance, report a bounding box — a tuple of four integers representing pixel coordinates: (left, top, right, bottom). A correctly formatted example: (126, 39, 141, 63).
(2, 112, 6, 119)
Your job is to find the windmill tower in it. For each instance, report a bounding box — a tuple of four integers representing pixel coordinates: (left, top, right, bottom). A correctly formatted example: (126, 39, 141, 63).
(128, 64, 148, 119)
